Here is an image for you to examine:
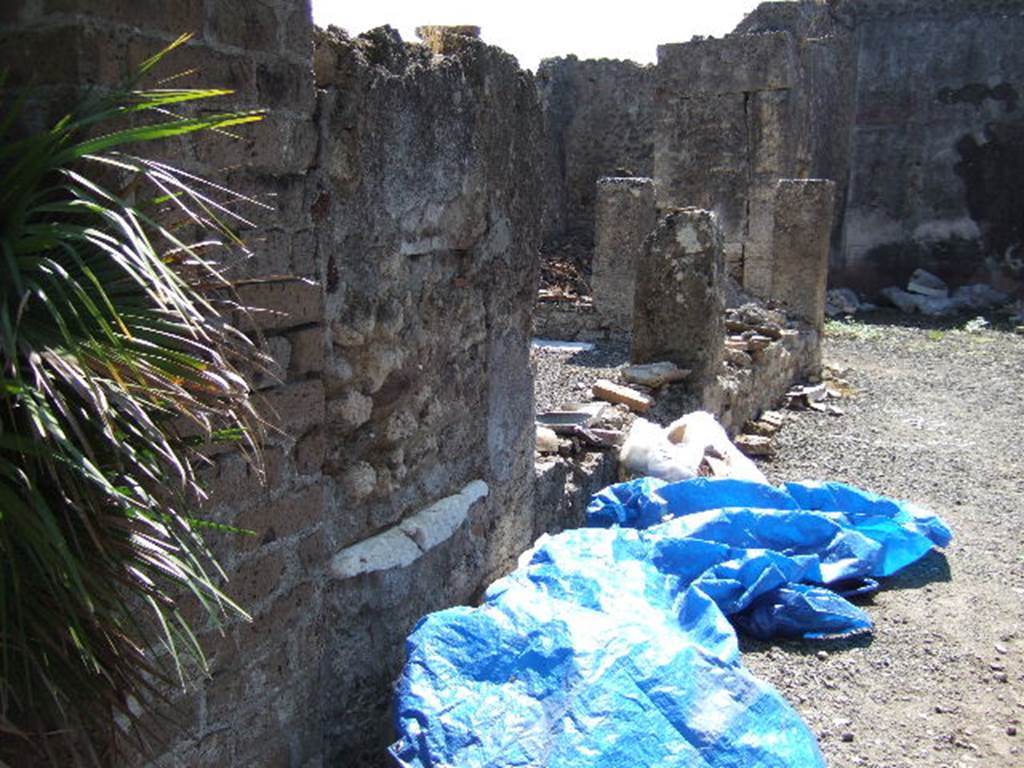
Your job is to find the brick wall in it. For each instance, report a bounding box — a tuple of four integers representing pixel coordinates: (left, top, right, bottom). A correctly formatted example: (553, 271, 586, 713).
(1, 5, 549, 767)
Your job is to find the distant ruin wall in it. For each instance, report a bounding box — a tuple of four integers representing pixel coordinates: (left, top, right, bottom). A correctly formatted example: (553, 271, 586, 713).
(537, 56, 654, 245)
(1, 4, 551, 767)
(839, 0, 1024, 293)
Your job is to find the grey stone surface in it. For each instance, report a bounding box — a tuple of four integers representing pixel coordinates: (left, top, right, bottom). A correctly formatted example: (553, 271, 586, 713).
(591, 177, 656, 331)
(770, 179, 836, 334)
(537, 57, 654, 244)
(836, 0, 1024, 293)
(632, 208, 726, 395)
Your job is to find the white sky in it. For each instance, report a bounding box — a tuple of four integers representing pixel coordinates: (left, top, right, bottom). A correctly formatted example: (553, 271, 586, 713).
(312, 1, 771, 72)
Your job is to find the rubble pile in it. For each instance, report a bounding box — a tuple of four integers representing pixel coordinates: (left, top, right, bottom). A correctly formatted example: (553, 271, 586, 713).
(880, 269, 1011, 317)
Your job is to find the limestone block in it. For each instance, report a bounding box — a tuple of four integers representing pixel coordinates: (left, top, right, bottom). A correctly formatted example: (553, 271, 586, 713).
(330, 481, 489, 579)
(632, 208, 726, 394)
(235, 277, 323, 332)
(591, 177, 656, 330)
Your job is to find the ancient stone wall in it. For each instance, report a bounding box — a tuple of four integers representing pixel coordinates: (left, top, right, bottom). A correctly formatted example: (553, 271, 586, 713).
(839, 0, 1024, 293)
(537, 56, 655, 245)
(1, 5, 549, 767)
(311, 26, 545, 763)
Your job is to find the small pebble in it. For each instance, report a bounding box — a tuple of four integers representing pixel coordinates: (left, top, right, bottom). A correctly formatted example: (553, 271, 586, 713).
(817, 650, 828, 661)
(1008, 726, 1017, 737)
(995, 643, 1008, 655)
(841, 732, 855, 743)
(996, 672, 1010, 683)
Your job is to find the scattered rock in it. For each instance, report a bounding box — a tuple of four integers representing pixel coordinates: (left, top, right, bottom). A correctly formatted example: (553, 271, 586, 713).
(735, 434, 774, 457)
(1008, 726, 1018, 737)
(786, 383, 828, 410)
(881, 286, 969, 317)
(817, 650, 829, 661)
(907, 268, 949, 298)
(535, 426, 559, 453)
(840, 732, 855, 743)
(589, 428, 626, 446)
(622, 361, 691, 388)
(747, 335, 773, 351)
(723, 347, 753, 368)
(536, 409, 600, 433)
(592, 379, 654, 413)
(954, 283, 1009, 310)
(826, 287, 862, 317)
(744, 418, 781, 437)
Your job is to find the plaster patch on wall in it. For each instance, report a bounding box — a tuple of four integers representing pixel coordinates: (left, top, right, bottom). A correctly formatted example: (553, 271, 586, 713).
(330, 480, 489, 578)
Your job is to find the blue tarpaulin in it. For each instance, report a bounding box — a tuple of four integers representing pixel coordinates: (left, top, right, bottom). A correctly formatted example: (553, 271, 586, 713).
(391, 478, 952, 767)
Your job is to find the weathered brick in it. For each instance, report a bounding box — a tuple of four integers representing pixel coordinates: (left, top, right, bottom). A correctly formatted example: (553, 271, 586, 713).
(287, 325, 325, 377)
(43, 0, 205, 35)
(258, 378, 325, 438)
(228, 547, 288, 607)
(203, 450, 268, 508)
(235, 480, 326, 548)
(205, 0, 279, 52)
(293, 427, 325, 475)
(235, 277, 323, 332)
(170, 42, 258, 102)
(256, 58, 316, 113)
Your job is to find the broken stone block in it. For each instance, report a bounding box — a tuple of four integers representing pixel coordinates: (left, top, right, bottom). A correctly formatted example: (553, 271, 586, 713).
(746, 335, 773, 351)
(536, 426, 560, 454)
(621, 361, 691, 388)
(826, 288, 861, 317)
(735, 434, 774, 457)
(953, 283, 1009, 310)
(632, 208, 725, 393)
(723, 347, 753, 368)
(744, 419, 780, 437)
(907, 268, 949, 298)
(592, 177, 657, 331)
(592, 379, 654, 413)
(785, 383, 828, 410)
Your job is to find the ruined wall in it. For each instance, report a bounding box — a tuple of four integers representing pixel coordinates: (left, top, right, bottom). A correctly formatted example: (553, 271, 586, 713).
(312, 27, 545, 763)
(537, 56, 655, 245)
(655, 2, 855, 294)
(1, 5, 548, 767)
(839, 0, 1024, 293)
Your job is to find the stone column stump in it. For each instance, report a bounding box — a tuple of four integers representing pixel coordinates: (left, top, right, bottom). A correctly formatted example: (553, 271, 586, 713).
(592, 177, 656, 331)
(770, 179, 835, 332)
(632, 207, 725, 391)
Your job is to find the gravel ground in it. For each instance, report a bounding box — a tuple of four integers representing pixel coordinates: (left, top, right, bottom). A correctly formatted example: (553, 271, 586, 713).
(533, 312, 1024, 766)
(745, 313, 1024, 767)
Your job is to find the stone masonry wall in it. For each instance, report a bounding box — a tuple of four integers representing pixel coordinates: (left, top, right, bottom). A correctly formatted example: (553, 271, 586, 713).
(2, 2, 323, 766)
(1, 6, 549, 767)
(312, 26, 545, 764)
(537, 56, 655, 245)
(839, 0, 1024, 293)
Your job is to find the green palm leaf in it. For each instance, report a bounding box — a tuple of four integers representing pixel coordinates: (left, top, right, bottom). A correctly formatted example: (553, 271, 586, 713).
(1, 34, 267, 764)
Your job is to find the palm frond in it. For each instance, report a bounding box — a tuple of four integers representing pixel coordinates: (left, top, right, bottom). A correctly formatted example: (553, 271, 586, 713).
(0, 36, 267, 764)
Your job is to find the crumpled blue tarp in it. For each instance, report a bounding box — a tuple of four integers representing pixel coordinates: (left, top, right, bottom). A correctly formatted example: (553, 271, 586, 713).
(391, 478, 952, 767)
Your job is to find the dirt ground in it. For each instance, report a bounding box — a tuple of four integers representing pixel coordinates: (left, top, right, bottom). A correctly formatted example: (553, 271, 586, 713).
(744, 314, 1024, 768)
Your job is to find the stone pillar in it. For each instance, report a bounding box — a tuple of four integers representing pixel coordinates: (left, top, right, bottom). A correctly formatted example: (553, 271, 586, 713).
(632, 208, 725, 392)
(769, 179, 835, 331)
(591, 177, 656, 331)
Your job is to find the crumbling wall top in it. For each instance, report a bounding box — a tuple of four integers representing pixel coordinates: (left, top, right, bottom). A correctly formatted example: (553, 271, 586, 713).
(657, 31, 797, 95)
